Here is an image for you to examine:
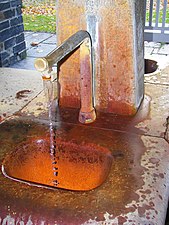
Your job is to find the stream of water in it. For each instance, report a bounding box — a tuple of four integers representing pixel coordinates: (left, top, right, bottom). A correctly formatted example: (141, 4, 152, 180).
(43, 78, 59, 187)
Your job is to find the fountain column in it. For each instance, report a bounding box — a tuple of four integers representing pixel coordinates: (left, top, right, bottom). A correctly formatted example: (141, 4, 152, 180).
(56, 0, 145, 115)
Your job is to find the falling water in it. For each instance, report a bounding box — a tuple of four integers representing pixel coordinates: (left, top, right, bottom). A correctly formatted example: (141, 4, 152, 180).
(43, 76, 59, 187)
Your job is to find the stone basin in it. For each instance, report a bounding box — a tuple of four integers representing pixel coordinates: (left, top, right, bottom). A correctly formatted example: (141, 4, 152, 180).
(2, 120, 113, 191)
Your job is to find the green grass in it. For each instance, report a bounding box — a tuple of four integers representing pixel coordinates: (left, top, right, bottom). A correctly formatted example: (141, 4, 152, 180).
(23, 8, 169, 33)
(23, 14, 56, 33)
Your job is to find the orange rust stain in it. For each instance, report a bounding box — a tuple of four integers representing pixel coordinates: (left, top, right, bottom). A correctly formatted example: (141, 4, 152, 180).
(15, 90, 32, 99)
(3, 137, 113, 191)
(57, 2, 143, 116)
(107, 100, 137, 116)
(57, 3, 84, 108)
(80, 48, 93, 112)
(95, 6, 135, 115)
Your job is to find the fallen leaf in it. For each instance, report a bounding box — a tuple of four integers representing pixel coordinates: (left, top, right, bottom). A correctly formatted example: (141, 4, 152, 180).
(31, 42, 39, 47)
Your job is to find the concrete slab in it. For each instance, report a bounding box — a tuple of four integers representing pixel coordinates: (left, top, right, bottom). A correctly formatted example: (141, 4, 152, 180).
(43, 34, 56, 44)
(158, 44, 169, 55)
(144, 46, 154, 55)
(27, 43, 56, 58)
(144, 41, 161, 48)
(25, 32, 53, 50)
(10, 57, 36, 70)
(136, 83, 169, 137)
(145, 64, 169, 85)
(0, 68, 43, 122)
(24, 31, 33, 37)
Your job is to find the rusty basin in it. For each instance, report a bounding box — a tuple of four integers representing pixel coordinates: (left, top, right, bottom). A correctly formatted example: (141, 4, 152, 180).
(2, 120, 113, 191)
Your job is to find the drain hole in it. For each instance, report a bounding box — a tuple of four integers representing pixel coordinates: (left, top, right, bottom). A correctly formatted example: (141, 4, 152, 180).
(145, 59, 158, 74)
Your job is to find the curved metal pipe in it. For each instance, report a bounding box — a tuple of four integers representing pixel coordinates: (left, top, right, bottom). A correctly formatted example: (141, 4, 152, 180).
(34, 30, 96, 124)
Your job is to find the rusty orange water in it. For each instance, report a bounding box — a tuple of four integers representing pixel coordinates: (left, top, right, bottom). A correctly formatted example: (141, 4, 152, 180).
(2, 135, 113, 191)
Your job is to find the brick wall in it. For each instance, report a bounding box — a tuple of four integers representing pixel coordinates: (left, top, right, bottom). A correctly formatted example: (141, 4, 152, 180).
(0, 0, 26, 67)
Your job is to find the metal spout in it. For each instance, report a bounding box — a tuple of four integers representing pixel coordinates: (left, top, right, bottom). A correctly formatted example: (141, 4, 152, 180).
(34, 30, 96, 124)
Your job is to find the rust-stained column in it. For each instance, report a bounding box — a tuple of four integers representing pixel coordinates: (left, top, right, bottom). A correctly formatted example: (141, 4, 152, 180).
(56, 1, 84, 108)
(56, 0, 145, 116)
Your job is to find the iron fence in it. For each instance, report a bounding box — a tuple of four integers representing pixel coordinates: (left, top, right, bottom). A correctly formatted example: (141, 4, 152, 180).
(144, 0, 169, 42)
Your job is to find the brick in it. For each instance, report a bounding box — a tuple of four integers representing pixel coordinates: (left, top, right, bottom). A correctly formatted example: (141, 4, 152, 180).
(0, 2, 10, 10)
(0, 52, 9, 67)
(0, 25, 24, 42)
(18, 49, 26, 59)
(9, 25, 22, 37)
(15, 24, 24, 35)
(1, 51, 9, 61)
(16, 33, 24, 43)
(158, 44, 169, 55)
(9, 55, 17, 65)
(4, 37, 16, 49)
(0, 20, 9, 31)
(15, 7, 22, 16)
(3, 9, 15, 19)
(2, 58, 9, 67)
(13, 41, 26, 54)
(0, 12, 5, 21)
(10, 0, 22, 7)
(10, 16, 23, 26)
(0, 42, 4, 52)
(0, 29, 11, 42)
(0, 0, 10, 2)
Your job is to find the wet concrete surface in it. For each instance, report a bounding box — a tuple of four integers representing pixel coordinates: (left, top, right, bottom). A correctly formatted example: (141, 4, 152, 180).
(0, 117, 168, 224)
(0, 68, 42, 122)
(0, 63, 169, 223)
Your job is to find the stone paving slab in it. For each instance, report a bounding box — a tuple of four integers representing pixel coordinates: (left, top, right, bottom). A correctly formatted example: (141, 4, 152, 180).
(10, 57, 36, 70)
(158, 44, 169, 55)
(26, 43, 56, 58)
(145, 64, 169, 85)
(135, 83, 169, 137)
(144, 41, 162, 48)
(24, 31, 34, 37)
(144, 46, 154, 55)
(0, 68, 42, 122)
(43, 34, 56, 44)
(25, 32, 54, 50)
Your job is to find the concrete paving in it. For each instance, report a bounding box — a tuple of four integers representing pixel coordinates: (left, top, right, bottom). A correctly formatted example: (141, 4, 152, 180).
(0, 68, 42, 122)
(0, 33, 169, 224)
(144, 41, 169, 70)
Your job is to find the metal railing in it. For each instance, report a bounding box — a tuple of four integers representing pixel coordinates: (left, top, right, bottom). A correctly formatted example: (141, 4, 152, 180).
(144, 0, 169, 42)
